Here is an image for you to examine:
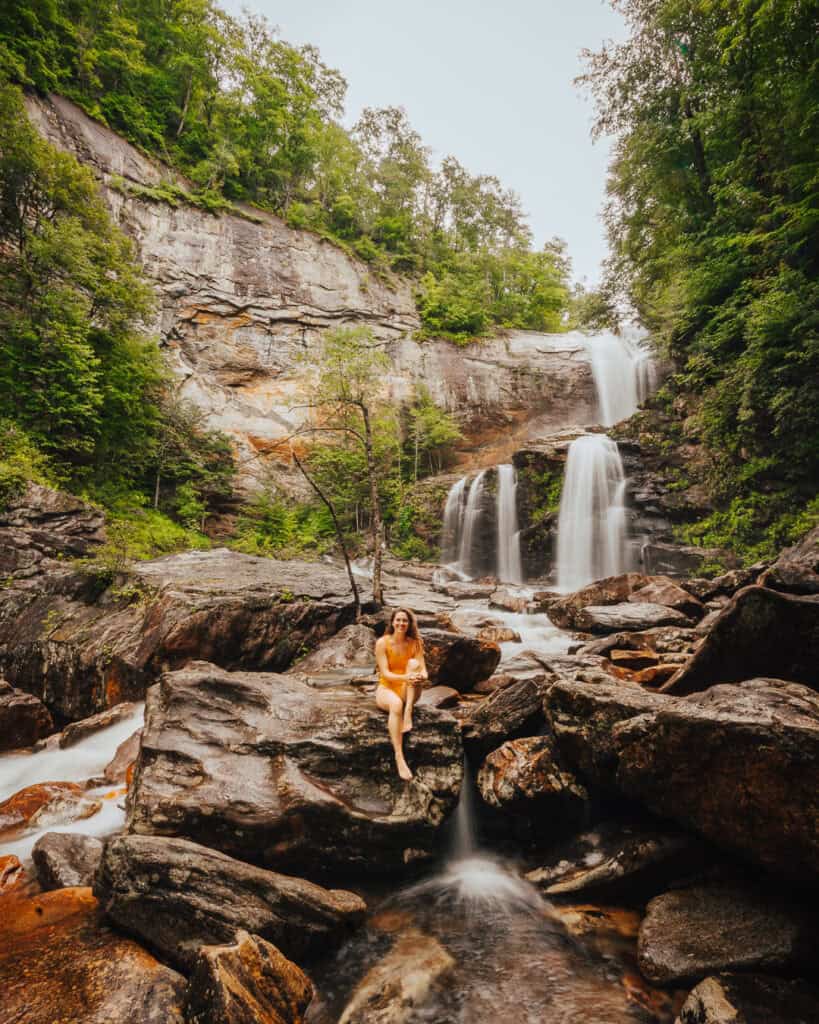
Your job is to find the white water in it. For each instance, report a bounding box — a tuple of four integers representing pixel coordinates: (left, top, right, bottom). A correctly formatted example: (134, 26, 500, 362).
(583, 330, 655, 427)
(496, 464, 523, 585)
(556, 435, 629, 593)
(456, 470, 487, 577)
(441, 476, 467, 565)
(0, 703, 144, 862)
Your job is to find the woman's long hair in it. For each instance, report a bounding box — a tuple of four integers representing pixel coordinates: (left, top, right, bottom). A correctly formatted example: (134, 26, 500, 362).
(386, 607, 424, 653)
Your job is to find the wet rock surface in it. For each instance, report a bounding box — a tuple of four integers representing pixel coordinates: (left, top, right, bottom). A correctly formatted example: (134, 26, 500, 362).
(286, 624, 376, 675)
(638, 884, 818, 984)
(419, 628, 501, 690)
(571, 602, 694, 634)
(185, 929, 314, 1024)
(95, 834, 366, 972)
(476, 735, 589, 826)
(460, 674, 552, 759)
(526, 822, 707, 900)
(127, 661, 463, 875)
(59, 700, 142, 747)
(0, 781, 102, 841)
(0, 887, 187, 1023)
(615, 678, 819, 882)
(663, 586, 819, 695)
(336, 928, 455, 1024)
(676, 972, 819, 1024)
(0, 680, 54, 751)
(760, 525, 819, 595)
(32, 832, 104, 890)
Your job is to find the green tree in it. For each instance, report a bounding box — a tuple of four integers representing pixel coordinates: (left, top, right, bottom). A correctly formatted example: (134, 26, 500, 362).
(406, 385, 462, 478)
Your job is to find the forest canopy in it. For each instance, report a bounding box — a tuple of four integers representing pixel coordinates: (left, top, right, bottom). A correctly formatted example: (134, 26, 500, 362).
(0, 0, 572, 338)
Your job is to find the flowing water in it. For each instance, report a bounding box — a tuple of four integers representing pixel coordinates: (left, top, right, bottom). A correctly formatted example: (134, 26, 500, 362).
(583, 330, 655, 428)
(0, 703, 144, 863)
(556, 435, 629, 593)
(441, 477, 467, 566)
(455, 470, 487, 577)
(496, 464, 523, 585)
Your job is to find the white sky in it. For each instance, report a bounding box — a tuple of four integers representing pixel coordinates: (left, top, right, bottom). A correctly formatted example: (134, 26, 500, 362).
(224, 0, 628, 286)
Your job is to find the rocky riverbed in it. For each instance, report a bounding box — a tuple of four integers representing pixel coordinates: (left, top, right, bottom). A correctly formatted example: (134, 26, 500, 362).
(2, 486, 818, 1023)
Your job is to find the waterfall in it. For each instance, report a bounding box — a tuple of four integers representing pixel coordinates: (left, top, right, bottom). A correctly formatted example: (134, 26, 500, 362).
(441, 476, 467, 565)
(456, 470, 487, 576)
(556, 434, 629, 592)
(583, 330, 655, 427)
(496, 464, 523, 585)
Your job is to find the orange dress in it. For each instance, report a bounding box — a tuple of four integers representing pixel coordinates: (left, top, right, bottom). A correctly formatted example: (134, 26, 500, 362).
(379, 636, 419, 696)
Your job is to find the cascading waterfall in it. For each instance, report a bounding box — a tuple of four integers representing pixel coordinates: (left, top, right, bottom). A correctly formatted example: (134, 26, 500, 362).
(455, 470, 487, 577)
(441, 476, 467, 565)
(496, 464, 523, 585)
(583, 329, 655, 427)
(556, 434, 629, 592)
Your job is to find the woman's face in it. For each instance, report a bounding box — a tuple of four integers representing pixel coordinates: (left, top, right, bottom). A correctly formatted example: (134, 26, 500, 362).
(392, 612, 410, 635)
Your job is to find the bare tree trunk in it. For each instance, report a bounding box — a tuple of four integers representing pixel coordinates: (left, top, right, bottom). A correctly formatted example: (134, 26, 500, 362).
(291, 448, 361, 621)
(361, 405, 384, 607)
(154, 470, 161, 510)
(176, 74, 193, 138)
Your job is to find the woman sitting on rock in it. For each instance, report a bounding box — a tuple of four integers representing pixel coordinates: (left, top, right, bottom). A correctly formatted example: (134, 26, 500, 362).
(375, 607, 429, 780)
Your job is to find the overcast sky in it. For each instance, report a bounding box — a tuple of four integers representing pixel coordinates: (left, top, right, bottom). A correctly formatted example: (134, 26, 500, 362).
(224, 0, 628, 285)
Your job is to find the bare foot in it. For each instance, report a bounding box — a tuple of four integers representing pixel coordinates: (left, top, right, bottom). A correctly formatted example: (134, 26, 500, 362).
(401, 716, 413, 734)
(396, 757, 413, 781)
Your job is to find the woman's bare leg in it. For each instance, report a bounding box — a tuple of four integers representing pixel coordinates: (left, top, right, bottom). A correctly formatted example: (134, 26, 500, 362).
(402, 658, 421, 733)
(376, 685, 413, 780)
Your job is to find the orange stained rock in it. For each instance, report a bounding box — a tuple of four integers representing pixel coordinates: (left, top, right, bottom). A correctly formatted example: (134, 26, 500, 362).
(0, 888, 185, 1023)
(0, 781, 85, 839)
(0, 855, 26, 898)
(369, 908, 415, 934)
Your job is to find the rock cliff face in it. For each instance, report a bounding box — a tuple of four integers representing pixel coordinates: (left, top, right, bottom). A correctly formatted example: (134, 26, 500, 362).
(25, 93, 598, 488)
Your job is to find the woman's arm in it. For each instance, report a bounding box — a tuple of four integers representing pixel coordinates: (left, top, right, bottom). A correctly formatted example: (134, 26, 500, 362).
(375, 636, 408, 684)
(410, 640, 429, 682)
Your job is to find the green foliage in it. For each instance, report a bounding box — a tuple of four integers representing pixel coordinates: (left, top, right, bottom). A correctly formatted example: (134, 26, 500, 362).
(405, 386, 462, 479)
(0, 419, 56, 508)
(582, 0, 819, 557)
(234, 490, 334, 557)
(3, 3, 573, 339)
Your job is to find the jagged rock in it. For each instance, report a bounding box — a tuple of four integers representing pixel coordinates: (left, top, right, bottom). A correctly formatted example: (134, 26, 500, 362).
(578, 627, 697, 659)
(102, 728, 142, 783)
(615, 679, 819, 882)
(489, 588, 531, 613)
(608, 648, 659, 671)
(416, 685, 459, 708)
(0, 782, 102, 841)
(545, 676, 671, 794)
(127, 662, 462, 875)
(663, 586, 819, 695)
(638, 885, 818, 984)
(473, 672, 518, 694)
(185, 930, 313, 1024)
(337, 929, 455, 1024)
(286, 624, 376, 674)
(0, 682, 53, 750)
(477, 625, 521, 644)
(627, 577, 704, 619)
(31, 833, 104, 890)
(571, 603, 694, 634)
(419, 628, 501, 690)
(547, 574, 649, 628)
(476, 735, 589, 825)
(676, 973, 819, 1024)
(432, 581, 496, 601)
(95, 835, 366, 972)
(641, 542, 736, 578)
(526, 822, 706, 899)
(0, 854, 27, 897)
(59, 701, 141, 748)
(460, 674, 552, 759)
(761, 526, 819, 595)
(0, 548, 365, 723)
(0, 887, 187, 1023)
(0, 482, 106, 579)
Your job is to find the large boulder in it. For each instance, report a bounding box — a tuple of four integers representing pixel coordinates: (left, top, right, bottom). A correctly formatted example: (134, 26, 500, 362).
(417, 628, 501, 691)
(476, 735, 589, 827)
(664, 586, 819, 695)
(676, 973, 819, 1024)
(460, 673, 552, 760)
(127, 662, 463, 875)
(545, 675, 671, 794)
(638, 884, 818, 984)
(547, 574, 648, 629)
(627, 577, 703, 619)
(32, 832, 104, 890)
(615, 679, 819, 882)
(0, 781, 102, 841)
(547, 574, 697, 633)
(0, 680, 53, 750)
(185, 930, 313, 1024)
(0, 887, 186, 1023)
(572, 603, 693, 634)
(0, 548, 366, 722)
(286, 623, 376, 675)
(95, 834, 366, 972)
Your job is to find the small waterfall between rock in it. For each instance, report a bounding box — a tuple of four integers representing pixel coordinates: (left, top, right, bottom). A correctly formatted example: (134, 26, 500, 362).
(583, 330, 654, 428)
(556, 434, 629, 592)
(496, 464, 523, 585)
(441, 466, 524, 582)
